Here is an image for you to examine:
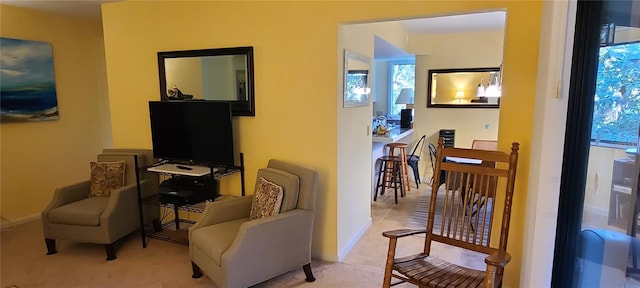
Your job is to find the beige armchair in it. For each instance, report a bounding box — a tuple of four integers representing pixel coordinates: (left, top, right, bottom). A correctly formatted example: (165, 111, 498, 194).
(41, 149, 159, 260)
(189, 159, 319, 288)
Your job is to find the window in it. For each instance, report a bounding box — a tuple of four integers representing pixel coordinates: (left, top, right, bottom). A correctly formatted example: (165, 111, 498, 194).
(388, 61, 415, 119)
(592, 41, 640, 146)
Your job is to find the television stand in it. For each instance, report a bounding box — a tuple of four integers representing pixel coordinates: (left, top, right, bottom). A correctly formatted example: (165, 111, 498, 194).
(147, 163, 214, 176)
(136, 153, 245, 246)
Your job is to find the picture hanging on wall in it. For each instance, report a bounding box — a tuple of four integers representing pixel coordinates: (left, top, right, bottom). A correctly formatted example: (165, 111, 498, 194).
(0, 37, 59, 123)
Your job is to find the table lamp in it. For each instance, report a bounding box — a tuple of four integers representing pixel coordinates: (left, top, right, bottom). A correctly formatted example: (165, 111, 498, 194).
(396, 88, 414, 128)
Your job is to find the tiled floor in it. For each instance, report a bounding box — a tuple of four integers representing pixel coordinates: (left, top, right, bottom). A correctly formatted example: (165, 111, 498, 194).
(342, 182, 486, 274)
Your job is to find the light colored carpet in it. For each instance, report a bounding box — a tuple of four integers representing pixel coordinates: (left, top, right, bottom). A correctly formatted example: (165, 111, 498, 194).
(1, 184, 485, 288)
(0, 220, 384, 288)
(0, 219, 386, 288)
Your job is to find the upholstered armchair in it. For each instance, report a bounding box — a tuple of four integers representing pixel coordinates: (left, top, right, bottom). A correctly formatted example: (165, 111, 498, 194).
(41, 149, 159, 260)
(189, 159, 319, 288)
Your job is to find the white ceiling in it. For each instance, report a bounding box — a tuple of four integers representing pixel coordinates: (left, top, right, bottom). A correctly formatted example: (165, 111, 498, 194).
(401, 11, 506, 34)
(374, 11, 506, 60)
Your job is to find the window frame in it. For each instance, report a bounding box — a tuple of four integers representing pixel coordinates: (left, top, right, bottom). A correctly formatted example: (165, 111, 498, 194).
(387, 60, 415, 119)
(591, 39, 640, 148)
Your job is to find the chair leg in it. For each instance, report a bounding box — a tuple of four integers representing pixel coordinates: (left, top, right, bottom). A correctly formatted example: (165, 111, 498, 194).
(411, 163, 420, 188)
(152, 218, 163, 232)
(105, 243, 117, 261)
(374, 160, 385, 202)
(192, 262, 203, 278)
(303, 263, 315, 282)
(45, 238, 57, 255)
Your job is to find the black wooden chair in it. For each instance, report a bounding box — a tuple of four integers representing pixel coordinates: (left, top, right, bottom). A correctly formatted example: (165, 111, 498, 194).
(428, 142, 437, 185)
(406, 135, 426, 188)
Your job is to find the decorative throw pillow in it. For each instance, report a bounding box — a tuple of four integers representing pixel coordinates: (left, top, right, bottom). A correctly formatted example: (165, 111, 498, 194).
(249, 177, 284, 220)
(89, 161, 126, 197)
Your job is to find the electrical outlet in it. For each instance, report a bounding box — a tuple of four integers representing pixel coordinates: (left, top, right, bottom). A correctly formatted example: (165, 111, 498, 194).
(367, 125, 371, 136)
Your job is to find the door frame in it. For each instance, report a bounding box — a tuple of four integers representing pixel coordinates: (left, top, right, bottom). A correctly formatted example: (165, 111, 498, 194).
(550, 0, 606, 287)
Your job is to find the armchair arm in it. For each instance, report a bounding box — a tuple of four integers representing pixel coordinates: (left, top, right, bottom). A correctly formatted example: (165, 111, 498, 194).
(484, 250, 511, 288)
(382, 228, 428, 239)
(42, 181, 91, 215)
(189, 196, 253, 235)
(221, 209, 314, 275)
(139, 178, 158, 199)
(100, 182, 140, 241)
(485, 250, 511, 267)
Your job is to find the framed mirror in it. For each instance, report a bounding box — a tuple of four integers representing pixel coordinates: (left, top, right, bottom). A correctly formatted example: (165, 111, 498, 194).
(427, 67, 501, 108)
(343, 50, 371, 108)
(158, 46, 255, 116)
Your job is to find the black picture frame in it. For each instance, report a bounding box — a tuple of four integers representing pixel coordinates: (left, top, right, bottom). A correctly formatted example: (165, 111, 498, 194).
(427, 67, 501, 109)
(158, 46, 255, 116)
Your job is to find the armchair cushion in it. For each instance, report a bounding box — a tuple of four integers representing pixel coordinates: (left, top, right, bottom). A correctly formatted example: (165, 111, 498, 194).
(48, 197, 110, 226)
(89, 161, 126, 197)
(256, 168, 300, 213)
(191, 218, 249, 266)
(250, 177, 284, 220)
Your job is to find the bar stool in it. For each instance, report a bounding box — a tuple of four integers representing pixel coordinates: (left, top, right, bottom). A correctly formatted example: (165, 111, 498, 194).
(385, 142, 410, 192)
(374, 155, 405, 204)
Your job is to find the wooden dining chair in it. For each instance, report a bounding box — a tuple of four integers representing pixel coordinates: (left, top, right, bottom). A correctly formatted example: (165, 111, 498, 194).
(471, 139, 498, 151)
(382, 138, 520, 288)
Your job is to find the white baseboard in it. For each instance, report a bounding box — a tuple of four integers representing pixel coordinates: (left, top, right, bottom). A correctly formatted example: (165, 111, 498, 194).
(338, 217, 372, 261)
(1, 213, 40, 230)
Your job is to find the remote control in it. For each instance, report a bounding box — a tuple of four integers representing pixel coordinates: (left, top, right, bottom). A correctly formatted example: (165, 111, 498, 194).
(176, 165, 193, 170)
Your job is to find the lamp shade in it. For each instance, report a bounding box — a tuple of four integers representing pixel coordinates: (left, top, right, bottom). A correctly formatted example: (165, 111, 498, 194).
(395, 88, 414, 105)
(476, 78, 487, 97)
(476, 84, 486, 97)
(485, 84, 501, 97)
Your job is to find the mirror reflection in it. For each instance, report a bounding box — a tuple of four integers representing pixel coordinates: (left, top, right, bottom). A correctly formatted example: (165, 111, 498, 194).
(158, 47, 255, 116)
(164, 55, 247, 101)
(344, 50, 371, 108)
(427, 67, 501, 108)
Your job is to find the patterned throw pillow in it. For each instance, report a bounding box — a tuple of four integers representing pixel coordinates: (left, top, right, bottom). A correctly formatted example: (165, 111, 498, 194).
(89, 161, 126, 197)
(249, 177, 284, 220)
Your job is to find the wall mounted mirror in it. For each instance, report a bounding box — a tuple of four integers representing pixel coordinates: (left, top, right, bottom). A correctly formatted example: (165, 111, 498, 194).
(343, 50, 372, 108)
(158, 46, 255, 116)
(427, 67, 501, 108)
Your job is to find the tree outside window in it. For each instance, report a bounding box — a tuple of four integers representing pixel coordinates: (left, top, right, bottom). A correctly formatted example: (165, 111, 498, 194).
(388, 61, 415, 119)
(593, 41, 640, 146)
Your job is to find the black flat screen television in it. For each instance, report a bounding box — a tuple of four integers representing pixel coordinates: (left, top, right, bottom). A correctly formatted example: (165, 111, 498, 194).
(148, 101, 234, 166)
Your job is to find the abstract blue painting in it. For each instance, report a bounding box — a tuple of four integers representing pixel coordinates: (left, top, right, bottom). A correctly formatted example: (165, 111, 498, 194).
(1, 37, 59, 123)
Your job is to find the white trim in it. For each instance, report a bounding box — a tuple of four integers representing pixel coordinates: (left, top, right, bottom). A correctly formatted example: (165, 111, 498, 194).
(387, 60, 416, 118)
(338, 217, 372, 261)
(521, 0, 576, 287)
(1, 213, 40, 230)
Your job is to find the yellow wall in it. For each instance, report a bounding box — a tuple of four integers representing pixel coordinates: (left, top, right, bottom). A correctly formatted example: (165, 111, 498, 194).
(0, 5, 111, 221)
(101, 2, 542, 286)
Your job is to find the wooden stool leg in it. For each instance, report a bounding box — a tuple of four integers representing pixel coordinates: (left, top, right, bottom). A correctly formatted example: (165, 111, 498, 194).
(374, 159, 385, 201)
(383, 157, 393, 188)
(400, 148, 410, 192)
(392, 162, 399, 204)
